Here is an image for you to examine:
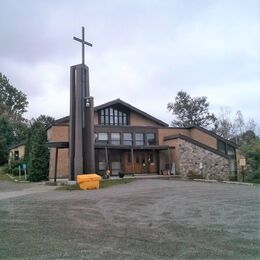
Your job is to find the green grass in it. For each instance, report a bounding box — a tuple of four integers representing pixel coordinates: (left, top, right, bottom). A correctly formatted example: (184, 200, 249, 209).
(0, 165, 30, 182)
(56, 183, 81, 191)
(100, 178, 135, 188)
(0, 166, 11, 181)
(56, 178, 135, 191)
(11, 174, 29, 182)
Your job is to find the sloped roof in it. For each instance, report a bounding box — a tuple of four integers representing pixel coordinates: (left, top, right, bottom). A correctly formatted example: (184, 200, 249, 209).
(8, 139, 27, 150)
(52, 98, 168, 127)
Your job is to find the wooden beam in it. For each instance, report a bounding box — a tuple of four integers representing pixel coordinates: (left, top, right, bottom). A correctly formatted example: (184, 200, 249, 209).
(54, 148, 58, 183)
(131, 148, 135, 175)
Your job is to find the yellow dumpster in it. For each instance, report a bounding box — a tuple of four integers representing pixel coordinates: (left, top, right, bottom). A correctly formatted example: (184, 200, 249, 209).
(77, 174, 101, 190)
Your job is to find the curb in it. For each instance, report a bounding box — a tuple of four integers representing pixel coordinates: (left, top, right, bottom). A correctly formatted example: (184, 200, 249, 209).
(222, 181, 254, 186)
(193, 178, 255, 186)
(6, 174, 29, 183)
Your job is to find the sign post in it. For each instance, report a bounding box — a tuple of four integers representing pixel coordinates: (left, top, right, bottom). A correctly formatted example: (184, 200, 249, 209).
(239, 159, 246, 182)
(22, 164, 27, 180)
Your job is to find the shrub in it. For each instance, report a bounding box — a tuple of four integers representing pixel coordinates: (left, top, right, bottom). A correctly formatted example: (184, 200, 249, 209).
(1, 164, 10, 174)
(240, 139, 260, 183)
(8, 159, 27, 175)
(187, 170, 203, 179)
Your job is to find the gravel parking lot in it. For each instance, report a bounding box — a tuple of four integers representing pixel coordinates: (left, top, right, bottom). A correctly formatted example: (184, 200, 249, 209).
(0, 179, 259, 259)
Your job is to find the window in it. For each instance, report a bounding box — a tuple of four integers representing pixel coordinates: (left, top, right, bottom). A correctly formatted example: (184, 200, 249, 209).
(146, 133, 156, 145)
(114, 109, 118, 125)
(96, 133, 108, 144)
(99, 106, 128, 125)
(123, 133, 132, 145)
(227, 145, 235, 156)
(111, 133, 120, 145)
(135, 133, 144, 146)
(217, 140, 226, 154)
(14, 150, 19, 160)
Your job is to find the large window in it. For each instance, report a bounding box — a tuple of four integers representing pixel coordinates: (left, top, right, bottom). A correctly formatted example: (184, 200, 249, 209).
(135, 133, 144, 146)
(123, 133, 132, 145)
(99, 107, 128, 125)
(96, 133, 109, 144)
(111, 133, 121, 145)
(146, 133, 156, 145)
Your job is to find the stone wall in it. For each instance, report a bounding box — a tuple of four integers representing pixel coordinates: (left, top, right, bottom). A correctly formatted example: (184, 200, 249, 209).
(178, 139, 229, 181)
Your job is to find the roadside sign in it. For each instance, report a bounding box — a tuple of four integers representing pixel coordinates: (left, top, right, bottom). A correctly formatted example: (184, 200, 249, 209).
(239, 158, 246, 167)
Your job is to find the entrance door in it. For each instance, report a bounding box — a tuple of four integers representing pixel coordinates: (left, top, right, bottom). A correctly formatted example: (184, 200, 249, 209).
(109, 150, 121, 176)
(111, 161, 121, 176)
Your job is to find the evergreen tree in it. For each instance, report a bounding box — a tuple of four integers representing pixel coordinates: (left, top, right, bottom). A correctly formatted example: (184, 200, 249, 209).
(27, 115, 55, 181)
(0, 116, 14, 164)
(240, 138, 260, 183)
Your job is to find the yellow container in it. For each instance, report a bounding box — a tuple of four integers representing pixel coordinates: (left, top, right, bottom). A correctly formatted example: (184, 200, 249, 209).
(77, 174, 101, 190)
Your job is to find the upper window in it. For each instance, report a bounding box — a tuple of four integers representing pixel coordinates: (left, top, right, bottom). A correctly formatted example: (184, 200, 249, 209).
(111, 133, 121, 145)
(99, 106, 128, 125)
(146, 133, 156, 145)
(135, 133, 144, 146)
(123, 133, 132, 145)
(96, 133, 109, 144)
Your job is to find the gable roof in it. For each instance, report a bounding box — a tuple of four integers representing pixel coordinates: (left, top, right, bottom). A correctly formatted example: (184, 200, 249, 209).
(52, 99, 168, 127)
(95, 98, 168, 127)
(8, 139, 27, 150)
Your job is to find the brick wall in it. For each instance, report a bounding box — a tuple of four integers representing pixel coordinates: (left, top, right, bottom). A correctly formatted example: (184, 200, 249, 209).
(48, 125, 69, 179)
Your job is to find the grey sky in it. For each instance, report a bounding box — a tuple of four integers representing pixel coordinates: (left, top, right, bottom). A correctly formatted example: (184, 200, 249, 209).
(0, 0, 259, 127)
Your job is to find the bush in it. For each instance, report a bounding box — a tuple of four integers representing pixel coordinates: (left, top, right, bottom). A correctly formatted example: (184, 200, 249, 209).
(8, 159, 27, 175)
(187, 170, 203, 179)
(11, 167, 20, 176)
(240, 139, 260, 183)
(1, 164, 10, 174)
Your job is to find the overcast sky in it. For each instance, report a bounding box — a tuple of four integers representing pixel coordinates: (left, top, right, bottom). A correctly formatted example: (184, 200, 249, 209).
(0, 0, 259, 128)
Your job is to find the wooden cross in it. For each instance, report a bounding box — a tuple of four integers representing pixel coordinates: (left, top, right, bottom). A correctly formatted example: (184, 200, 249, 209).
(73, 26, 92, 64)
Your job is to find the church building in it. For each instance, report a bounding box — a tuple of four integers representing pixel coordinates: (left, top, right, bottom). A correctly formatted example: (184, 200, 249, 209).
(47, 98, 242, 181)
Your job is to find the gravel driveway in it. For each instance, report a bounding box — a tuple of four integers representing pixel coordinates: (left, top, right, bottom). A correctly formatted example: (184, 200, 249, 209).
(0, 179, 259, 259)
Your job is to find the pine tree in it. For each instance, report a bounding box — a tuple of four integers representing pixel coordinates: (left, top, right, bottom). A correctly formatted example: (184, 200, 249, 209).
(27, 115, 55, 182)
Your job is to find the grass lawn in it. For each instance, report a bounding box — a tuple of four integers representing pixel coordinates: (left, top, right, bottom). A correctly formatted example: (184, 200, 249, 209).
(0, 166, 11, 181)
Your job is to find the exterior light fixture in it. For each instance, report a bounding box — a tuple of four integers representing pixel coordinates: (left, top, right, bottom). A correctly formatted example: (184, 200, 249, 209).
(85, 98, 91, 107)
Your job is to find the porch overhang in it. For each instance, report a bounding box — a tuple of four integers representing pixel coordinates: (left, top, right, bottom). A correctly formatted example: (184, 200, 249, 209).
(94, 144, 172, 150)
(46, 142, 69, 149)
